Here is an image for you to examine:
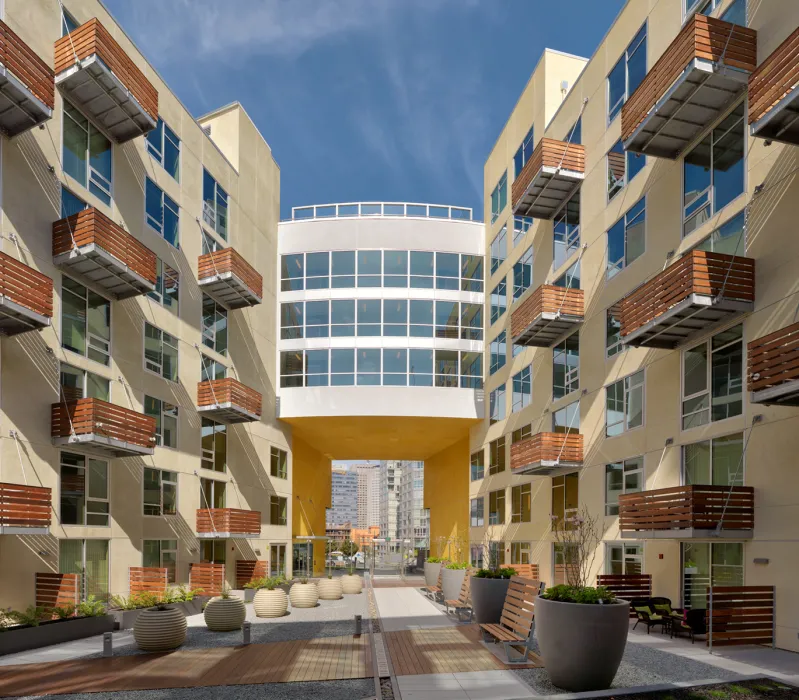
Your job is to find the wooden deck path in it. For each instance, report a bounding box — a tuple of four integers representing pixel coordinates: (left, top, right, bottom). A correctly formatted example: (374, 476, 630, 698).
(0, 634, 371, 697)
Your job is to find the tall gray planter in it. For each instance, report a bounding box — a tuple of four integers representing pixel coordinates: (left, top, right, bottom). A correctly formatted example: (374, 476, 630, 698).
(424, 561, 442, 587)
(441, 568, 466, 601)
(535, 597, 630, 692)
(470, 576, 511, 624)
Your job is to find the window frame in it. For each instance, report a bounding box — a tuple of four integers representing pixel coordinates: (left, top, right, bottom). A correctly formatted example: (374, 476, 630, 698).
(270, 447, 288, 479)
(606, 542, 644, 575)
(488, 489, 505, 525)
(270, 495, 288, 526)
(607, 21, 648, 124)
(60, 276, 111, 367)
(470, 497, 484, 527)
(201, 417, 227, 472)
(605, 456, 644, 516)
(202, 294, 228, 356)
(606, 304, 624, 359)
(514, 126, 535, 178)
(147, 258, 180, 314)
(553, 332, 580, 399)
(143, 395, 179, 449)
(62, 99, 112, 205)
(490, 172, 508, 224)
(510, 483, 532, 523)
(512, 246, 533, 300)
(202, 168, 229, 241)
(606, 369, 645, 437)
(59, 451, 110, 527)
(681, 431, 745, 487)
(143, 467, 178, 517)
(489, 383, 506, 425)
(607, 196, 646, 279)
(145, 117, 180, 181)
(142, 539, 178, 583)
(511, 365, 532, 412)
(488, 436, 506, 475)
(143, 321, 179, 381)
(145, 177, 180, 248)
(470, 450, 485, 481)
(490, 226, 507, 275)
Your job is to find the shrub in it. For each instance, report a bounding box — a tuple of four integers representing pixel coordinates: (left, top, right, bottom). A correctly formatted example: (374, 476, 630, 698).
(540, 584, 615, 605)
(53, 603, 76, 619)
(473, 567, 517, 579)
(426, 557, 443, 564)
(77, 595, 107, 617)
(243, 577, 266, 590)
(445, 562, 469, 570)
(9, 605, 50, 626)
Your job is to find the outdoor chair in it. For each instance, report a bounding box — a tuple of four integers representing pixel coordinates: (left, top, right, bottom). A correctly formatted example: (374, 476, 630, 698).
(671, 608, 707, 644)
(422, 562, 446, 600)
(479, 576, 540, 663)
(631, 598, 667, 634)
(444, 568, 472, 621)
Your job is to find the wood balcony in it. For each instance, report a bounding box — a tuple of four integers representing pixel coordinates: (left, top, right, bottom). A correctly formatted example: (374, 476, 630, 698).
(53, 208, 157, 299)
(0, 483, 51, 535)
(618, 485, 754, 539)
(0, 252, 53, 336)
(510, 285, 583, 347)
(196, 508, 261, 539)
(510, 432, 583, 476)
(619, 251, 754, 349)
(748, 322, 799, 405)
(511, 138, 585, 219)
(54, 19, 157, 143)
(197, 378, 262, 423)
(198, 248, 263, 309)
(0, 20, 54, 136)
(51, 398, 156, 457)
(622, 15, 756, 159)
(749, 27, 799, 145)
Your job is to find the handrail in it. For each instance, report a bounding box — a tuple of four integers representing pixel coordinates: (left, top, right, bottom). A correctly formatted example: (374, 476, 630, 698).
(285, 202, 476, 222)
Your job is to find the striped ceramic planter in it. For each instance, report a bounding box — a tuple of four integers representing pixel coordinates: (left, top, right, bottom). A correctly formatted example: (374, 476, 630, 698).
(289, 582, 319, 608)
(203, 596, 246, 631)
(253, 588, 288, 618)
(317, 577, 343, 600)
(341, 574, 363, 594)
(133, 606, 187, 651)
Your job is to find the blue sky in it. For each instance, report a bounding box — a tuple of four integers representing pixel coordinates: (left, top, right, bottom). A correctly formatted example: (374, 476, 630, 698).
(104, 0, 625, 221)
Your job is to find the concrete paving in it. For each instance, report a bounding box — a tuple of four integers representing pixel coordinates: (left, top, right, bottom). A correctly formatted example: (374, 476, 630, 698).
(398, 670, 533, 700)
(373, 586, 456, 632)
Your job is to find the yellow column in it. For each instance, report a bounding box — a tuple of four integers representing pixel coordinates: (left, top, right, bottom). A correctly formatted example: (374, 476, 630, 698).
(424, 437, 469, 562)
(291, 437, 331, 576)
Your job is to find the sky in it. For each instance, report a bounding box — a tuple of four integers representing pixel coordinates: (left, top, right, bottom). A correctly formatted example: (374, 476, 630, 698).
(103, 0, 626, 222)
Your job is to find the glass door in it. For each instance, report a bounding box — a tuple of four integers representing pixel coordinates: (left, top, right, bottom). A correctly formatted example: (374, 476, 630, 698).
(292, 542, 313, 577)
(681, 542, 743, 609)
(270, 544, 286, 577)
(200, 540, 226, 565)
(59, 539, 109, 600)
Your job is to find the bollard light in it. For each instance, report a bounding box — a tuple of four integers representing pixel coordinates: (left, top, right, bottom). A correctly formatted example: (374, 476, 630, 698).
(102, 632, 113, 657)
(355, 614, 362, 636)
(243, 621, 251, 645)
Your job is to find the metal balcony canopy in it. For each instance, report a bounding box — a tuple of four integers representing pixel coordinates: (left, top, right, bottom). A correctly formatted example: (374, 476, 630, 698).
(199, 272, 262, 310)
(513, 168, 583, 220)
(513, 313, 583, 348)
(0, 65, 52, 136)
(51, 432, 155, 459)
(54, 244, 155, 299)
(197, 401, 260, 424)
(0, 297, 50, 336)
(512, 459, 583, 477)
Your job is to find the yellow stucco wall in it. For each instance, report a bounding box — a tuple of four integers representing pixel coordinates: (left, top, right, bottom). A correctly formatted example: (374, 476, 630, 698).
(291, 437, 331, 575)
(424, 437, 469, 563)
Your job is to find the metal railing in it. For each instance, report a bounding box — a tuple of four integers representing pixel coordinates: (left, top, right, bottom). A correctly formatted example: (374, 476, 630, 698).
(286, 202, 475, 222)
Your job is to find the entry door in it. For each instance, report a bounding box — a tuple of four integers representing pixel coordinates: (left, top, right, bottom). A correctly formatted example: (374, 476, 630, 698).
(292, 543, 312, 576)
(59, 539, 109, 600)
(270, 544, 286, 577)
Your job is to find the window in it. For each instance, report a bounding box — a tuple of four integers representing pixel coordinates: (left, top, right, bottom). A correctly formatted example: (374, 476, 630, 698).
(511, 484, 531, 523)
(489, 331, 506, 375)
(553, 333, 579, 399)
(607, 197, 645, 278)
(686, 0, 746, 25)
(201, 418, 226, 472)
(461, 352, 483, 389)
(143, 467, 177, 516)
(510, 542, 531, 565)
(143, 540, 177, 583)
(461, 304, 482, 341)
(148, 259, 179, 314)
(490, 172, 507, 224)
(146, 118, 180, 181)
(470, 544, 484, 570)
(61, 186, 87, 219)
(271, 447, 288, 479)
(489, 384, 506, 425)
(62, 8, 79, 35)
(607, 543, 643, 575)
(684, 433, 743, 487)
(606, 370, 644, 436)
(60, 539, 109, 600)
(553, 191, 580, 270)
(470, 497, 484, 527)
(200, 354, 226, 382)
(461, 254, 484, 293)
(720, 0, 746, 25)
(490, 280, 507, 325)
(488, 489, 505, 525)
(59, 363, 109, 402)
(682, 542, 743, 609)
(436, 253, 460, 290)
(606, 304, 623, 358)
(552, 473, 579, 528)
(384, 250, 408, 288)
(144, 396, 178, 448)
(271, 496, 288, 525)
(512, 365, 531, 411)
(200, 478, 226, 509)
(470, 450, 485, 481)
(409, 349, 433, 387)
(682, 324, 742, 429)
(605, 456, 643, 515)
(281, 254, 304, 291)
(332, 299, 355, 337)
(271, 544, 287, 577)
(566, 117, 582, 145)
(512, 246, 533, 299)
(553, 401, 580, 435)
(490, 226, 507, 274)
(435, 349, 458, 387)
(60, 452, 109, 526)
(201, 295, 228, 355)
(607, 140, 646, 201)
(514, 216, 533, 247)
(305, 349, 328, 387)
(61, 277, 111, 366)
(514, 126, 535, 177)
(684, 102, 745, 236)
(410, 251, 434, 288)
(357, 250, 381, 288)
(358, 348, 381, 385)
(608, 23, 647, 122)
(511, 423, 532, 444)
(144, 322, 178, 381)
(202, 169, 229, 240)
(489, 436, 506, 475)
(384, 348, 408, 386)
(357, 299, 381, 337)
(693, 211, 745, 256)
(145, 178, 180, 247)
(435, 300, 458, 339)
(305, 300, 329, 338)
(201, 540, 226, 565)
(63, 100, 111, 205)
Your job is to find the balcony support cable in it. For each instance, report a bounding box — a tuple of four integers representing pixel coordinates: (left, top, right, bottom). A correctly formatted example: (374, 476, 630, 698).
(195, 343, 222, 409)
(55, 0, 81, 69)
(194, 470, 220, 537)
(534, 243, 587, 343)
(8, 430, 28, 485)
(714, 414, 761, 536)
(649, 438, 674, 490)
(195, 218, 251, 309)
(57, 386, 78, 441)
(553, 400, 581, 466)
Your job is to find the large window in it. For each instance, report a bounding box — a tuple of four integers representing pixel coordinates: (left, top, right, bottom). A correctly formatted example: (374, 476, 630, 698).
(146, 118, 180, 181)
(60, 363, 109, 402)
(202, 169, 228, 240)
(144, 396, 178, 448)
(490, 227, 507, 274)
(60, 452, 109, 526)
(683, 433, 743, 486)
(271, 447, 288, 479)
(59, 539, 109, 600)
(510, 542, 531, 565)
(143, 467, 177, 516)
(148, 259, 179, 314)
(512, 365, 531, 412)
(491, 172, 507, 224)
(514, 126, 535, 177)
(488, 436, 506, 475)
(606, 370, 644, 437)
(63, 100, 111, 205)
(271, 496, 287, 525)
(683, 102, 745, 236)
(607, 139, 645, 201)
(607, 197, 645, 279)
(488, 489, 505, 525)
(144, 322, 178, 381)
(61, 8, 79, 35)
(682, 324, 742, 429)
(607, 543, 643, 575)
(490, 280, 507, 325)
(143, 540, 177, 583)
(201, 418, 226, 472)
(200, 354, 226, 382)
(489, 331, 506, 375)
(202, 295, 228, 355)
(489, 383, 506, 425)
(512, 246, 533, 299)
(145, 178, 179, 247)
(200, 478, 226, 509)
(271, 544, 287, 577)
(470, 497, 484, 527)
(693, 211, 745, 256)
(606, 304, 623, 358)
(511, 484, 531, 523)
(686, 0, 746, 25)
(553, 191, 580, 270)
(682, 542, 743, 609)
(514, 216, 533, 247)
(605, 457, 643, 515)
(553, 333, 579, 399)
(470, 450, 485, 481)
(61, 278, 111, 366)
(553, 401, 580, 435)
(552, 472, 578, 528)
(608, 23, 647, 122)
(61, 186, 87, 219)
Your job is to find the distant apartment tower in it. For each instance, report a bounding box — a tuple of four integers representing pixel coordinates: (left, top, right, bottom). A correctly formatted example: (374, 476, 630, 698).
(328, 468, 358, 527)
(355, 463, 380, 528)
(398, 462, 428, 551)
(378, 461, 403, 554)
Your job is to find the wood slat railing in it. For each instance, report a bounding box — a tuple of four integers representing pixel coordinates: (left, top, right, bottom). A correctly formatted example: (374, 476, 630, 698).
(129, 567, 168, 595)
(189, 562, 225, 597)
(618, 485, 754, 533)
(622, 15, 757, 143)
(509, 564, 540, 581)
(511, 138, 585, 210)
(197, 378, 262, 418)
(748, 322, 799, 393)
(0, 483, 51, 529)
(54, 18, 157, 122)
(53, 208, 157, 285)
(749, 27, 799, 126)
(619, 251, 755, 338)
(510, 285, 583, 338)
(235, 560, 268, 589)
(707, 586, 775, 647)
(51, 398, 157, 450)
(197, 508, 261, 537)
(0, 251, 54, 319)
(597, 574, 652, 617)
(0, 19, 54, 109)
(198, 248, 263, 299)
(35, 572, 80, 610)
(510, 432, 583, 471)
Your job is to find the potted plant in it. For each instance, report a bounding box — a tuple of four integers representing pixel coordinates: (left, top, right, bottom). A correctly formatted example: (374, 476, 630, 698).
(253, 577, 288, 618)
(470, 566, 518, 624)
(341, 558, 362, 594)
(683, 559, 698, 575)
(132, 600, 187, 652)
(203, 585, 246, 631)
(424, 556, 443, 587)
(318, 574, 343, 600)
(535, 506, 630, 692)
(441, 562, 469, 602)
(289, 577, 319, 608)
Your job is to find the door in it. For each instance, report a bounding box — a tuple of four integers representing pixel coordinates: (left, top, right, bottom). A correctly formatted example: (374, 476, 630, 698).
(292, 542, 313, 577)
(200, 540, 226, 565)
(270, 544, 286, 577)
(59, 539, 109, 600)
(681, 542, 743, 609)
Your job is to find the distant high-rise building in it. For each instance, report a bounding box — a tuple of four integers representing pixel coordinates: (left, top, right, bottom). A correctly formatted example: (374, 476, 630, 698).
(398, 461, 428, 551)
(355, 464, 380, 528)
(378, 461, 403, 555)
(328, 468, 358, 527)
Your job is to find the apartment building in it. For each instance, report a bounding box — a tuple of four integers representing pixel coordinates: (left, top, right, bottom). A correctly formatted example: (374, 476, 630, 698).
(355, 463, 380, 528)
(328, 467, 358, 526)
(397, 461, 429, 552)
(471, 0, 799, 651)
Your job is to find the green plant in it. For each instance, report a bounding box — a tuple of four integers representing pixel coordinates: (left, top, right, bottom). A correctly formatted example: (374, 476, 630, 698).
(261, 577, 279, 591)
(445, 562, 469, 570)
(219, 584, 232, 599)
(76, 595, 107, 617)
(684, 559, 697, 569)
(9, 605, 50, 626)
(52, 603, 76, 619)
(540, 584, 615, 605)
(473, 567, 517, 579)
(129, 591, 161, 609)
(299, 577, 309, 584)
(243, 577, 266, 590)
(327, 574, 333, 579)
(426, 556, 443, 564)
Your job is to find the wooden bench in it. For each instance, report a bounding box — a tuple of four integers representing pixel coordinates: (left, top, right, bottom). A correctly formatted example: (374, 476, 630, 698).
(444, 568, 472, 620)
(421, 562, 447, 600)
(480, 576, 541, 663)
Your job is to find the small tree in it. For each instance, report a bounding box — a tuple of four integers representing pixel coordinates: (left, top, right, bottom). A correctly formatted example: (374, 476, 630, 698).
(551, 504, 601, 589)
(341, 540, 359, 557)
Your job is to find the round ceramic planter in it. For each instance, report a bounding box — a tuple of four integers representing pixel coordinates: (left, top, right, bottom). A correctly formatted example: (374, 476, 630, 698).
(341, 574, 362, 594)
(289, 582, 319, 608)
(317, 578, 343, 600)
(441, 568, 467, 602)
(423, 561, 442, 587)
(203, 596, 246, 631)
(253, 588, 288, 618)
(535, 597, 630, 692)
(470, 577, 511, 624)
(133, 606, 187, 651)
